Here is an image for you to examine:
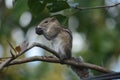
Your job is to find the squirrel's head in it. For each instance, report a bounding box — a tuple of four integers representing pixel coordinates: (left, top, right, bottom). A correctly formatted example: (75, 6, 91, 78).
(35, 17, 60, 35)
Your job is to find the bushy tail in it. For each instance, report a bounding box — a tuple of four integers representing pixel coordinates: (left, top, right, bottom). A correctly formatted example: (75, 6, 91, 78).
(70, 57, 93, 79)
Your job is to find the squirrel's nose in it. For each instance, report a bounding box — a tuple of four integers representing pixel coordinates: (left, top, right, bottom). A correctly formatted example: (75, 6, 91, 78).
(35, 27, 43, 35)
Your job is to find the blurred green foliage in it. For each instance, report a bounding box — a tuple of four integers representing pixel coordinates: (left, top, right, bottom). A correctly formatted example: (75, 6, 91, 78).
(0, 0, 120, 80)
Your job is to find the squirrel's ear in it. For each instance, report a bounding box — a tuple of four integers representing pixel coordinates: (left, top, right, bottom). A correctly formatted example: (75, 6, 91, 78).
(51, 17, 56, 21)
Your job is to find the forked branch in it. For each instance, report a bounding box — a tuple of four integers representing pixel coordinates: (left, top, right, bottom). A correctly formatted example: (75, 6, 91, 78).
(0, 42, 114, 74)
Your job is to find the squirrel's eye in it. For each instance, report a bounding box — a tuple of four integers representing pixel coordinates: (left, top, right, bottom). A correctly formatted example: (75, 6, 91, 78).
(44, 21, 48, 23)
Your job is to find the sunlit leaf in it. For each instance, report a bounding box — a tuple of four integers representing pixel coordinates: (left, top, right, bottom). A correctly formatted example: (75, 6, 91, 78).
(15, 46, 21, 53)
(15, 40, 29, 53)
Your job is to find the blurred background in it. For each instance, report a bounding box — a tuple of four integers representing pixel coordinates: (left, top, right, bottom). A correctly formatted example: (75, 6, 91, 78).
(0, 0, 120, 80)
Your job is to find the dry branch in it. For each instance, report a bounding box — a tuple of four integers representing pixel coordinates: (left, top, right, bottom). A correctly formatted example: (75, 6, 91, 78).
(0, 42, 114, 74)
(0, 42, 60, 71)
(0, 42, 118, 79)
(7, 56, 113, 73)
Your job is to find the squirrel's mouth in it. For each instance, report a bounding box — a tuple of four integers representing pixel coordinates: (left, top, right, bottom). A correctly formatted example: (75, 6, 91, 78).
(35, 27, 43, 35)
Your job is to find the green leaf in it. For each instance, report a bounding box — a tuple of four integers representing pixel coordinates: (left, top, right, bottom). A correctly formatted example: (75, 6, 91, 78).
(53, 14, 68, 26)
(28, 0, 46, 16)
(47, 1, 70, 12)
(43, 0, 57, 3)
(12, 0, 28, 21)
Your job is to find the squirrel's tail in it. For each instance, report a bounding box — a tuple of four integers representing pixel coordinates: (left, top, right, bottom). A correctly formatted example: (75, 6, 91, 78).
(70, 57, 93, 79)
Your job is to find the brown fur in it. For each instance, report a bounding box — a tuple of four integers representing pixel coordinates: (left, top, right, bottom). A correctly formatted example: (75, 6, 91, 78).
(36, 17, 72, 60)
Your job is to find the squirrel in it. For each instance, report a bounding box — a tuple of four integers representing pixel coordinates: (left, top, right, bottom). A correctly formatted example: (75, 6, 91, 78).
(35, 17, 72, 61)
(35, 17, 120, 80)
(35, 17, 91, 79)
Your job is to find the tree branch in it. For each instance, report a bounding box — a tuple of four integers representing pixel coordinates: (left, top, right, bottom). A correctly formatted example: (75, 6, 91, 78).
(0, 42, 59, 71)
(6, 56, 114, 73)
(0, 42, 116, 79)
(15, 42, 60, 59)
(73, 3, 120, 11)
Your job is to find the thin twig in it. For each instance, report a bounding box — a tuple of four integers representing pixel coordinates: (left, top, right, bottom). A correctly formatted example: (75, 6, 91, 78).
(73, 3, 120, 11)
